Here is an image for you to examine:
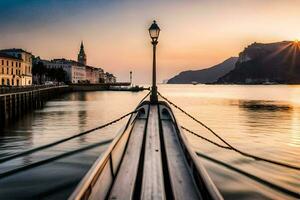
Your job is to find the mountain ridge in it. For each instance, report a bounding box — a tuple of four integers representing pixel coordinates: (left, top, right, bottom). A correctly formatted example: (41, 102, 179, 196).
(217, 41, 300, 84)
(167, 57, 238, 84)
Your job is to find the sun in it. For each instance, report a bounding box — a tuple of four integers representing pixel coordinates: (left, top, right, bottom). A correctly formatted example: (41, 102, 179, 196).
(294, 39, 299, 43)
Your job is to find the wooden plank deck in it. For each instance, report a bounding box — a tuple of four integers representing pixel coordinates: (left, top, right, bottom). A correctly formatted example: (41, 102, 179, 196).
(141, 106, 166, 200)
(108, 119, 147, 199)
(161, 120, 202, 200)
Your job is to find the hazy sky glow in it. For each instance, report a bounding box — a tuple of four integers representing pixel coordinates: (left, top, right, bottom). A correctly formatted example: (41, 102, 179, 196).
(1, 0, 300, 83)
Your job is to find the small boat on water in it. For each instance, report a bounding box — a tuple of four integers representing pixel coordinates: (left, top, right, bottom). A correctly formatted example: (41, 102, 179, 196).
(69, 100, 222, 200)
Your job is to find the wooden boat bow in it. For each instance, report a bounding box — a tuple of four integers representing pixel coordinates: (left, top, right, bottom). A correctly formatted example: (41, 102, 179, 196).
(69, 101, 223, 200)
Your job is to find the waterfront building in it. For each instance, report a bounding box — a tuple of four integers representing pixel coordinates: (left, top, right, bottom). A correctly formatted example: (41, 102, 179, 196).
(0, 49, 33, 86)
(37, 58, 107, 84)
(98, 68, 105, 83)
(105, 72, 117, 83)
(39, 58, 86, 83)
(33, 41, 115, 84)
(72, 63, 86, 83)
(86, 66, 99, 84)
(0, 53, 22, 86)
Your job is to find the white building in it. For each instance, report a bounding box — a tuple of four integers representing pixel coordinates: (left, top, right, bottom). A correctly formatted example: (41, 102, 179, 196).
(72, 63, 86, 83)
(40, 58, 86, 83)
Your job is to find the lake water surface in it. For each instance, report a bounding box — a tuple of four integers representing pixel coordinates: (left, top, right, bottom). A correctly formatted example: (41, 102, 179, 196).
(0, 85, 299, 199)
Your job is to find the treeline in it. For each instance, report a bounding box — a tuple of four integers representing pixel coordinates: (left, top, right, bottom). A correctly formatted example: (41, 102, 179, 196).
(32, 62, 67, 84)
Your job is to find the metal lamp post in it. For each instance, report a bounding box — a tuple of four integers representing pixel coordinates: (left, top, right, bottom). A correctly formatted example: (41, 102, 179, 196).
(148, 20, 160, 103)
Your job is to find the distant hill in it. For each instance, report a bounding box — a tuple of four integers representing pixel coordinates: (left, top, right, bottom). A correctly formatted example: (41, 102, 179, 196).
(167, 57, 238, 84)
(217, 41, 300, 84)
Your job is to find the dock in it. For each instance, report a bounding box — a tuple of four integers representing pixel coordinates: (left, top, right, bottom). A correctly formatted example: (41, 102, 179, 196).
(0, 85, 70, 126)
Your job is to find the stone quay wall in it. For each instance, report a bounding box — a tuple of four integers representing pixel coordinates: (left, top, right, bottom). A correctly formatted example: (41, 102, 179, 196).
(0, 86, 70, 126)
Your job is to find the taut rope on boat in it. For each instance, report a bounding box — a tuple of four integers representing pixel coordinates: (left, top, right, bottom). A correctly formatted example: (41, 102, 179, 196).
(181, 126, 231, 150)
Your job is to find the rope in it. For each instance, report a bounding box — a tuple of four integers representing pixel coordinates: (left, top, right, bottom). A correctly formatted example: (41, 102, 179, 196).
(196, 152, 300, 198)
(0, 139, 113, 179)
(138, 91, 150, 105)
(181, 126, 231, 150)
(0, 110, 136, 164)
(158, 91, 300, 171)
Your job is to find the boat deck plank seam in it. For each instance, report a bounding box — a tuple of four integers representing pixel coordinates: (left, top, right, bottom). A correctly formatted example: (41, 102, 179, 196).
(162, 119, 202, 200)
(108, 119, 147, 199)
(141, 105, 166, 200)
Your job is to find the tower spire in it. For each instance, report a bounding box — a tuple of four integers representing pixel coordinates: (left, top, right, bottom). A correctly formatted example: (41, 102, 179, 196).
(80, 41, 84, 49)
(78, 41, 87, 65)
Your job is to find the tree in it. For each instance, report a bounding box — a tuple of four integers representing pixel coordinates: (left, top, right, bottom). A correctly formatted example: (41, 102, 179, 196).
(32, 62, 47, 84)
(46, 67, 67, 82)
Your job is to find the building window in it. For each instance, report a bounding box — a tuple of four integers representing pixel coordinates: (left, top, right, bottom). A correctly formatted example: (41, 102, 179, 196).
(7, 79, 10, 86)
(12, 79, 14, 86)
(19, 63, 21, 67)
(1, 60, 3, 65)
(7, 68, 8, 74)
(11, 68, 13, 75)
(17, 79, 19, 86)
(7, 61, 8, 66)
(1, 79, 4, 85)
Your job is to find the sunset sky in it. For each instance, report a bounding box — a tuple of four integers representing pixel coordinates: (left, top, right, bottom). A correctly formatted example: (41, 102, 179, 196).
(0, 0, 299, 83)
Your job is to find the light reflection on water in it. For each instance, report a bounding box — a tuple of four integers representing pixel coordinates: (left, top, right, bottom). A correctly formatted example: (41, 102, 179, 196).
(0, 85, 299, 199)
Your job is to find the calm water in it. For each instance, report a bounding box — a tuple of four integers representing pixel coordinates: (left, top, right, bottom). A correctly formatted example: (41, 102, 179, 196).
(0, 85, 299, 199)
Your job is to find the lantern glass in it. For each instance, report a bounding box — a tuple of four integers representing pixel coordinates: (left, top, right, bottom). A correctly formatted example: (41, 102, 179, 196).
(148, 21, 160, 41)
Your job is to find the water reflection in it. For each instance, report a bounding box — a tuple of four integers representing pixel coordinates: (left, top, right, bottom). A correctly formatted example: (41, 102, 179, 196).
(238, 100, 292, 112)
(290, 108, 300, 147)
(77, 93, 87, 131)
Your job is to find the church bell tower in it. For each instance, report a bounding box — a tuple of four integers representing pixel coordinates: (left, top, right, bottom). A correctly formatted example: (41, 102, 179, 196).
(78, 41, 87, 65)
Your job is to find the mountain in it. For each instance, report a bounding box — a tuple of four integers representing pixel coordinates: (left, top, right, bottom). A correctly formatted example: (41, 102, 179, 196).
(167, 57, 238, 84)
(217, 41, 300, 84)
